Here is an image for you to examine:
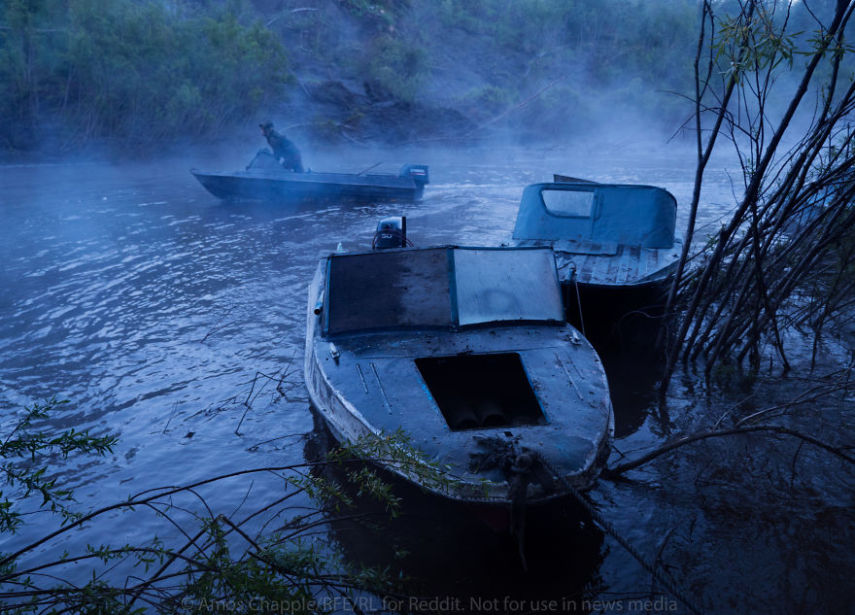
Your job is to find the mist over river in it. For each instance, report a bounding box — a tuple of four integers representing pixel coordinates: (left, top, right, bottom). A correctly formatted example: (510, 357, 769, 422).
(1, 143, 852, 614)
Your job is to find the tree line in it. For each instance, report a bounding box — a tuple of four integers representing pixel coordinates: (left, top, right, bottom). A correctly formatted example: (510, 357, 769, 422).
(0, 0, 290, 155)
(0, 0, 707, 156)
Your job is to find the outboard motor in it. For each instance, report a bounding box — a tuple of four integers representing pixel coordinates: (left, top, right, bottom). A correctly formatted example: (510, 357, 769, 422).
(399, 164, 429, 198)
(372, 216, 408, 250)
(399, 164, 429, 185)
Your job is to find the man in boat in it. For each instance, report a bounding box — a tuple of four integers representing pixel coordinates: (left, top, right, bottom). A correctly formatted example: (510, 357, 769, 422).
(259, 121, 304, 172)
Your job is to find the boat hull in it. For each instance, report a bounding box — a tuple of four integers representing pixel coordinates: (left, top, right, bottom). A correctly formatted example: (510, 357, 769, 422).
(511, 242, 680, 346)
(562, 277, 671, 347)
(192, 169, 425, 203)
(305, 342, 612, 507)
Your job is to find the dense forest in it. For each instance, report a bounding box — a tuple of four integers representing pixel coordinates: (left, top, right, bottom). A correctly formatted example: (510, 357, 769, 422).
(2, 0, 851, 156)
(0, 0, 704, 156)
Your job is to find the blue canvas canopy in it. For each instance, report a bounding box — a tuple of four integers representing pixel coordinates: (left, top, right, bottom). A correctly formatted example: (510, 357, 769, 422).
(323, 247, 564, 335)
(512, 183, 677, 249)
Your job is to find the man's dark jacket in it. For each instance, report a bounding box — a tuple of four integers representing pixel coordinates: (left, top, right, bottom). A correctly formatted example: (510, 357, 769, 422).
(266, 130, 304, 172)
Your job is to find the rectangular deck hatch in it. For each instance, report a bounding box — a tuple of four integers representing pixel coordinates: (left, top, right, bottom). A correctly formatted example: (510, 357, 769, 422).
(416, 353, 545, 431)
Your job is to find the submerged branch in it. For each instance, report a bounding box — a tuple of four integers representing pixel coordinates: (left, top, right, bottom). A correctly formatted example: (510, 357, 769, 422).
(603, 424, 855, 478)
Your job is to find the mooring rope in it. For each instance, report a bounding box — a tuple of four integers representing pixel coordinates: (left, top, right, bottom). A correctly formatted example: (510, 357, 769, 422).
(470, 438, 702, 614)
(536, 455, 704, 615)
(570, 487, 702, 615)
(569, 263, 586, 337)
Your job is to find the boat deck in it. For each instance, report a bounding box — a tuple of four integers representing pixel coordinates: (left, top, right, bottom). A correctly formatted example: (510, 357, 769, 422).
(558, 240, 681, 286)
(306, 325, 612, 499)
(513, 238, 681, 286)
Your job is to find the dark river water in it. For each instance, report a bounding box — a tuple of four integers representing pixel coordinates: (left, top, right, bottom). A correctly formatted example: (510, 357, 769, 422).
(1, 143, 852, 614)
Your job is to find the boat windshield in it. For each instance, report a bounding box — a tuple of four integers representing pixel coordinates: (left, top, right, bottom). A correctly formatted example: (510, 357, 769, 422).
(324, 247, 564, 335)
(513, 183, 677, 248)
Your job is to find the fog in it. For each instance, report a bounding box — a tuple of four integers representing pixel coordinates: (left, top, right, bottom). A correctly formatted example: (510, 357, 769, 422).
(4, 0, 843, 200)
(1, 1, 854, 614)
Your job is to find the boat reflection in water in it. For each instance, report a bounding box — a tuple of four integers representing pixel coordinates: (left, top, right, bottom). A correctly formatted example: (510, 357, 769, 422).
(304, 410, 605, 611)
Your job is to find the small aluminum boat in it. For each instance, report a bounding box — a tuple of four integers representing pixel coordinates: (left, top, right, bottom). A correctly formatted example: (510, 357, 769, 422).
(192, 152, 428, 203)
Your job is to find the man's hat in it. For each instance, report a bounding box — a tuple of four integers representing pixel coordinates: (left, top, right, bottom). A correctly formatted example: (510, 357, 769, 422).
(260, 121, 274, 130)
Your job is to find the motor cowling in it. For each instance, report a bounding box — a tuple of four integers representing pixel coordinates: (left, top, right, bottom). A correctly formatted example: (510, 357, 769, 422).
(372, 216, 407, 250)
(399, 164, 429, 186)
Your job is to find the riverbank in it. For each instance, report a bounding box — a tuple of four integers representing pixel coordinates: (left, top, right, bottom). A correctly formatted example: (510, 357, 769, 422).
(1, 0, 696, 159)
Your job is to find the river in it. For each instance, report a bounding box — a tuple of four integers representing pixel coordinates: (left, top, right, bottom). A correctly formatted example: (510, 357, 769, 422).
(0, 142, 851, 614)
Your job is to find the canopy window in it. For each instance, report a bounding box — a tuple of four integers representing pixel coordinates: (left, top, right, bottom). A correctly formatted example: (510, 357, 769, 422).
(541, 188, 596, 217)
(324, 247, 564, 336)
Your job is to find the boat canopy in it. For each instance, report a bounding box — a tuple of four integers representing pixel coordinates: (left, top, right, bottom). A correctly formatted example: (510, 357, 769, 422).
(323, 247, 564, 336)
(513, 183, 677, 249)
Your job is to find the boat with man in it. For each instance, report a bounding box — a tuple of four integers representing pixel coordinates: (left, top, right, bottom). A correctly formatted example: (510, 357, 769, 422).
(192, 151, 429, 203)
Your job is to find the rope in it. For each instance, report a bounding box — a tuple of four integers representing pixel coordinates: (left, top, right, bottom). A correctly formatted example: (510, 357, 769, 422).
(536, 455, 704, 615)
(469, 409, 702, 612)
(569, 263, 586, 337)
(470, 438, 702, 613)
